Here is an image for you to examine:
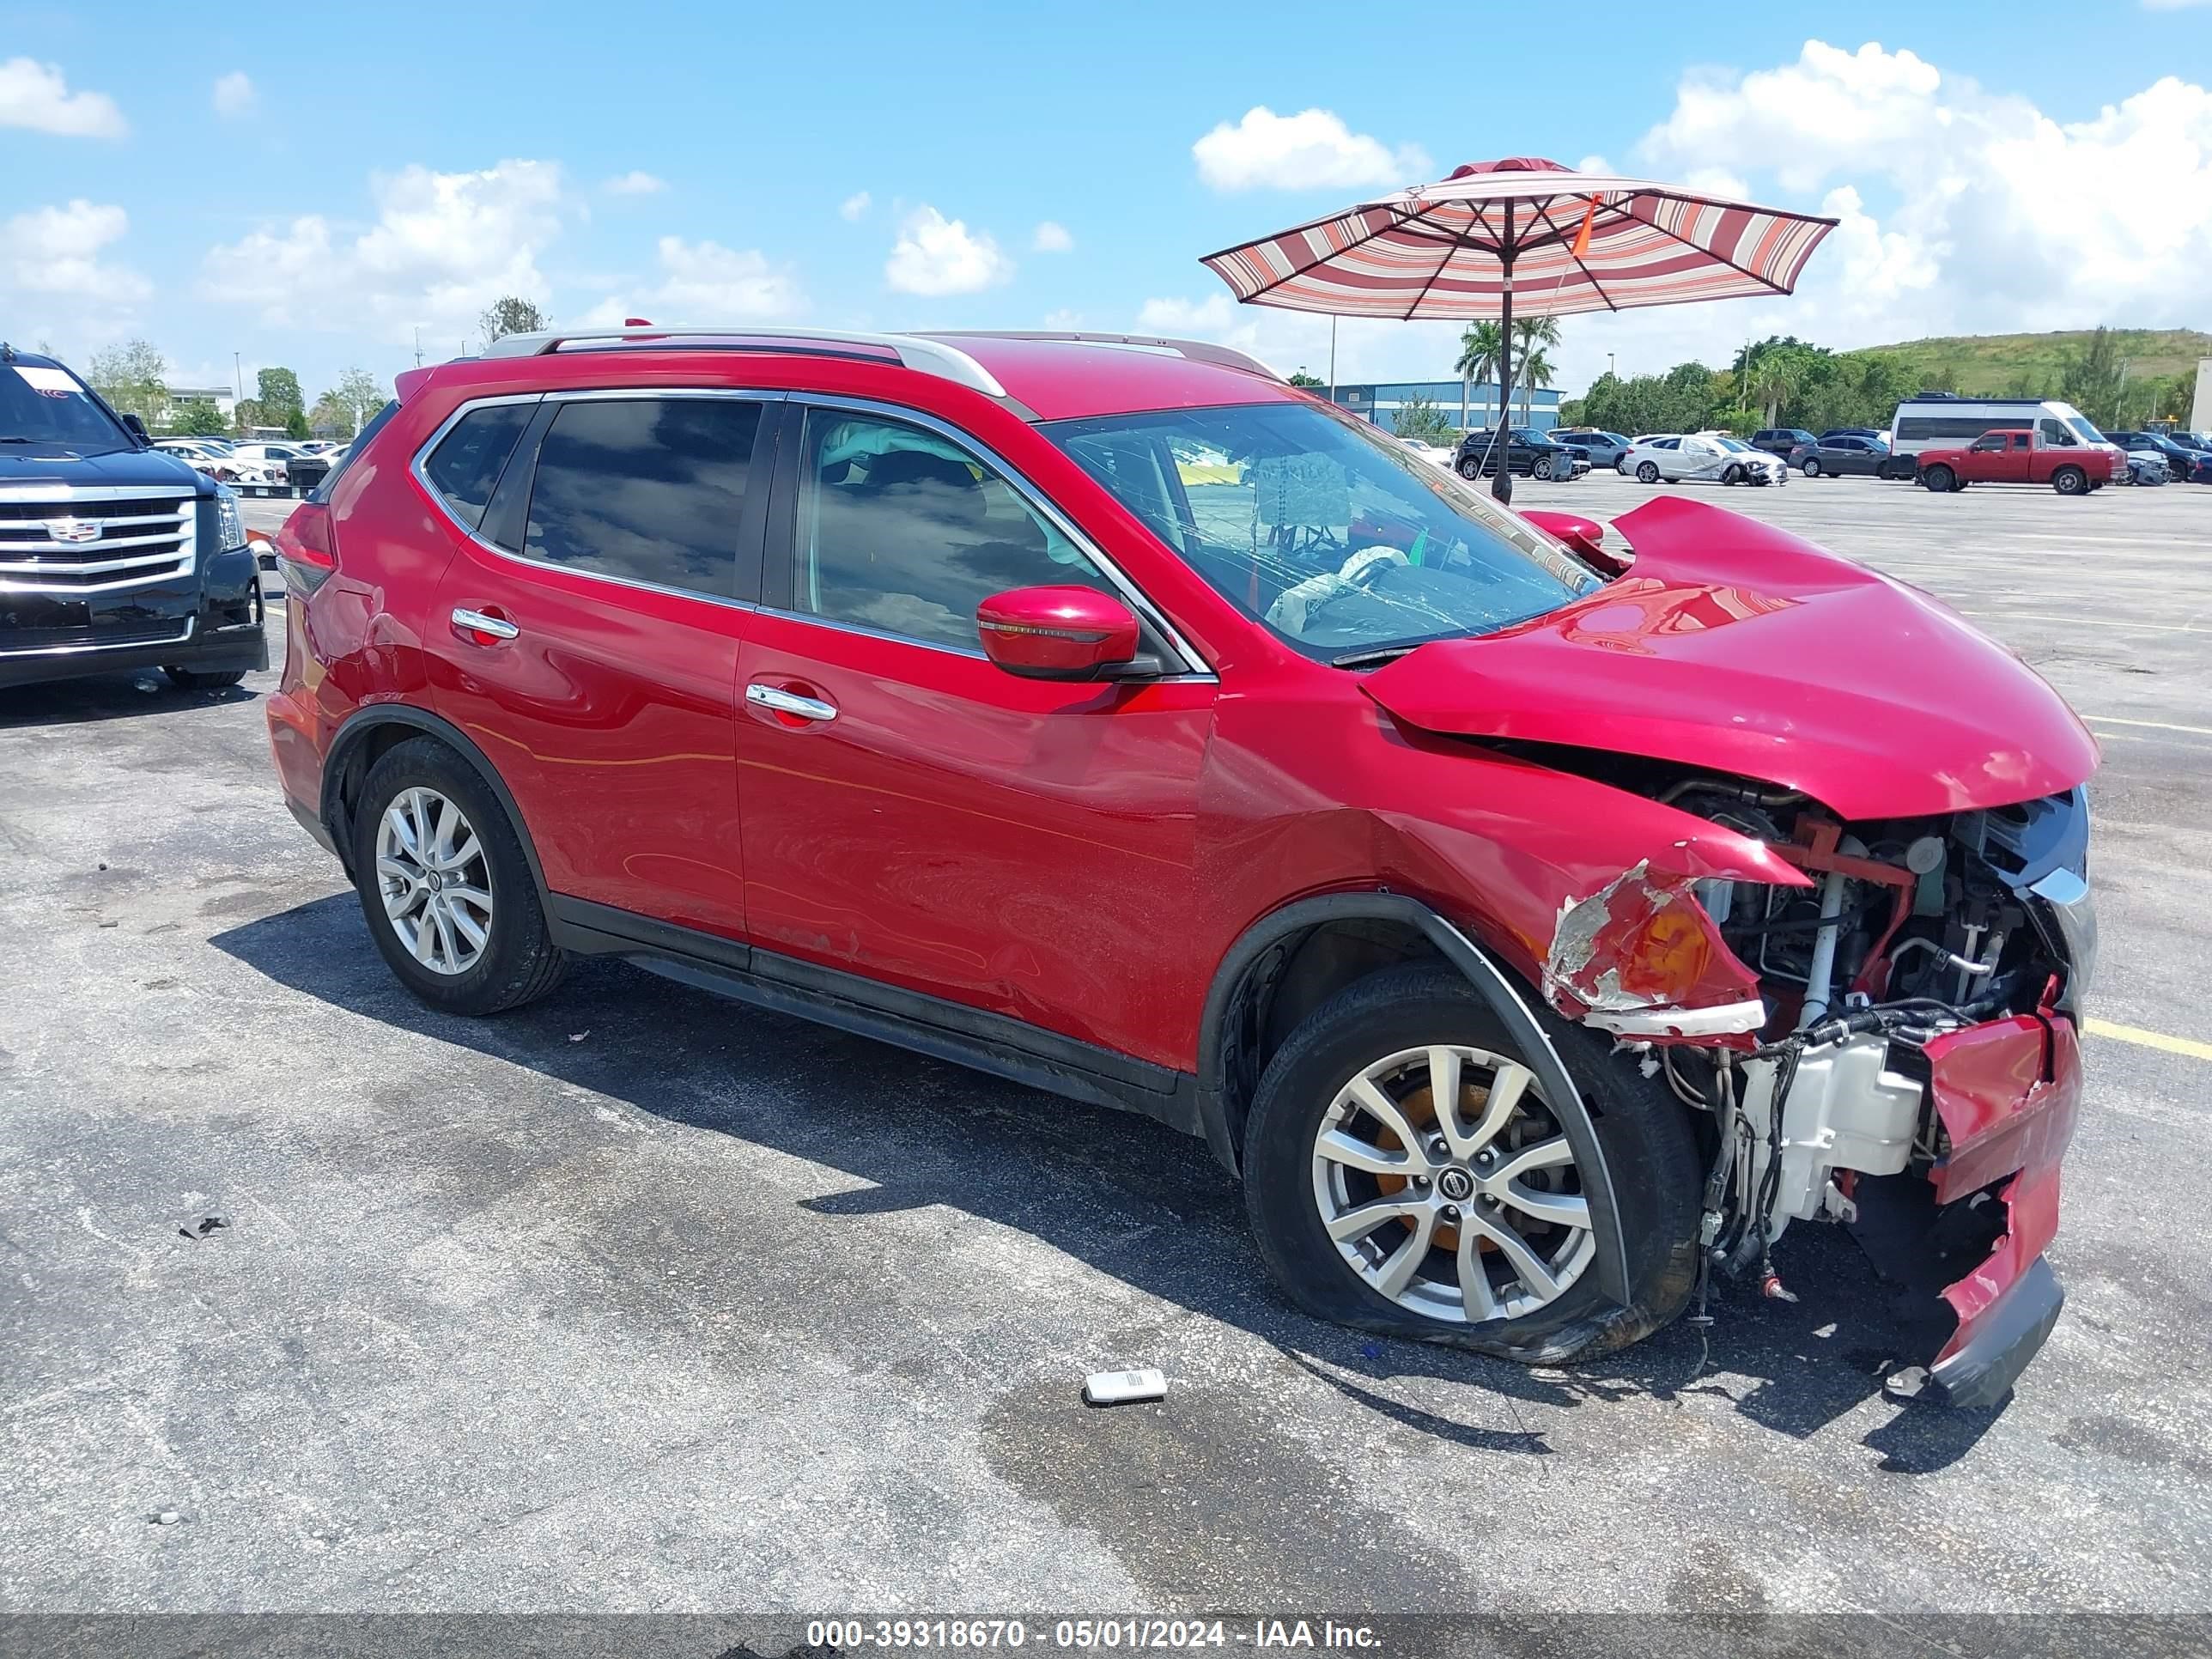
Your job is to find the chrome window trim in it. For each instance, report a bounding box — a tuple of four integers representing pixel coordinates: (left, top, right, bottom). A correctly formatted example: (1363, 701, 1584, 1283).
(409, 389, 782, 614)
(787, 392, 1215, 679)
(0, 617, 193, 659)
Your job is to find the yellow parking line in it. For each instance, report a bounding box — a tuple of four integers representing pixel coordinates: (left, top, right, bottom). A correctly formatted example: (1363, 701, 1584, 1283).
(2084, 715, 2212, 738)
(2084, 1019, 2212, 1062)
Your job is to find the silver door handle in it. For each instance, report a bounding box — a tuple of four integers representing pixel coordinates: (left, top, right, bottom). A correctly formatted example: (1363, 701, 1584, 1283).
(452, 607, 518, 641)
(746, 684, 836, 722)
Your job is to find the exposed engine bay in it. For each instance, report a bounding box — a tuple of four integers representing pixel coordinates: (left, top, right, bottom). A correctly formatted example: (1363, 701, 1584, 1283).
(1569, 774, 2094, 1401)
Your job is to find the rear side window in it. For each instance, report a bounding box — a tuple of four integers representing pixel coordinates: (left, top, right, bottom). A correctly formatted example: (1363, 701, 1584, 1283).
(308, 399, 400, 503)
(522, 397, 763, 598)
(422, 404, 532, 528)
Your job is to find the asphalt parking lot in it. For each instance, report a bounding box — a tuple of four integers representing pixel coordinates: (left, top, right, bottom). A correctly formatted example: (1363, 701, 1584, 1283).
(3, 475, 2209, 1619)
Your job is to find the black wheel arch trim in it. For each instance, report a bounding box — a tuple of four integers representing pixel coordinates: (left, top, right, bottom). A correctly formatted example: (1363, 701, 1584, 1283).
(1197, 890, 1633, 1307)
(319, 704, 554, 911)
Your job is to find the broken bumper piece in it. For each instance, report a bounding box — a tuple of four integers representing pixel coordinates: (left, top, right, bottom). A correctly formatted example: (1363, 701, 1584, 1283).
(1922, 1012, 2083, 1407)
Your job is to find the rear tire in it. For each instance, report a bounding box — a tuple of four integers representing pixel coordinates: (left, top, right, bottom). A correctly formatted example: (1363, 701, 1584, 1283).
(351, 737, 569, 1016)
(1457, 458, 1482, 481)
(1241, 962, 1701, 1364)
(162, 665, 246, 690)
(1635, 461, 1660, 483)
(1801, 458, 1822, 477)
(2054, 465, 2087, 495)
(1923, 464, 1956, 493)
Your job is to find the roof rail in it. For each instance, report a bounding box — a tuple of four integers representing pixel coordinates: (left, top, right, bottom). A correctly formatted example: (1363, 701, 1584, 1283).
(925, 330, 1284, 383)
(477, 325, 1008, 398)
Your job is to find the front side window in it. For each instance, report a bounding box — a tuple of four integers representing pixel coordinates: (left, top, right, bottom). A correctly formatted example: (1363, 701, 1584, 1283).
(2039, 418, 2078, 448)
(793, 408, 1114, 651)
(423, 403, 532, 528)
(1045, 399, 1602, 664)
(523, 397, 761, 598)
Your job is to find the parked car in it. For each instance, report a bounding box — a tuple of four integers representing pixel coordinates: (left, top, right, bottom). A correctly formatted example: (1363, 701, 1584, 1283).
(1749, 428, 1817, 457)
(1887, 394, 2113, 480)
(1548, 428, 1632, 469)
(231, 441, 332, 490)
(1916, 424, 2127, 495)
(2103, 429, 2203, 483)
(152, 440, 280, 488)
(1786, 434, 1892, 477)
(0, 347, 266, 690)
(264, 324, 2097, 1406)
(2124, 451, 2170, 485)
(1620, 433, 1786, 486)
(1817, 428, 1882, 444)
(1395, 436, 1455, 466)
(1454, 427, 1584, 482)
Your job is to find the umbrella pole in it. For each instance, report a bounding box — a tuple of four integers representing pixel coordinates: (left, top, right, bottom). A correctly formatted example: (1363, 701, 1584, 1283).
(1493, 270, 1515, 504)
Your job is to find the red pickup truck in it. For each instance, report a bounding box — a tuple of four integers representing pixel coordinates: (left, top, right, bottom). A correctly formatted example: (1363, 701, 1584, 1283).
(1917, 427, 2126, 495)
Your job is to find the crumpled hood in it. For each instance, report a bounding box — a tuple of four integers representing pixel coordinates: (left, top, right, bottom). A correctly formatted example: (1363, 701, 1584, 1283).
(1363, 495, 2098, 820)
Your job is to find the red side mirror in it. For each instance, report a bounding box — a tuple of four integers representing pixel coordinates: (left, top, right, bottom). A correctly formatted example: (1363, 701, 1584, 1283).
(976, 586, 1141, 681)
(1520, 509, 1626, 573)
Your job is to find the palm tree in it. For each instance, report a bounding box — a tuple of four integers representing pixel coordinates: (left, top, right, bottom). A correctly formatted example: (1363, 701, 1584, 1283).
(1749, 348, 1808, 429)
(1455, 321, 1504, 431)
(1514, 316, 1562, 351)
(1518, 346, 1555, 425)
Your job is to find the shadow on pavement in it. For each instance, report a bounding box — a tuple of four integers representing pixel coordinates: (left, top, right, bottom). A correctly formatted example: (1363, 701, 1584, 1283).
(214, 891, 2005, 1474)
(0, 672, 257, 730)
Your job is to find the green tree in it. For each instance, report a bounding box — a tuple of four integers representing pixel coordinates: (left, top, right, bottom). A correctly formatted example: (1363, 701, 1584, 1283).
(284, 406, 312, 440)
(1455, 321, 1504, 428)
(255, 367, 305, 426)
(170, 398, 228, 437)
(307, 392, 351, 436)
(1516, 345, 1554, 425)
(1393, 396, 1456, 447)
(319, 368, 392, 438)
(85, 338, 169, 422)
(479, 295, 550, 345)
(232, 398, 265, 434)
(2059, 327, 2126, 428)
(1286, 368, 1324, 389)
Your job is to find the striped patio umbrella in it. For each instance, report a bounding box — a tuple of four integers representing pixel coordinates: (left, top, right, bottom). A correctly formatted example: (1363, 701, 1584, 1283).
(1200, 157, 1838, 500)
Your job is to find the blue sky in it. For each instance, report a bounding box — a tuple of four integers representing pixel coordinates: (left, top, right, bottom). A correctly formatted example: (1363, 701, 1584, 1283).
(4, 0, 2208, 404)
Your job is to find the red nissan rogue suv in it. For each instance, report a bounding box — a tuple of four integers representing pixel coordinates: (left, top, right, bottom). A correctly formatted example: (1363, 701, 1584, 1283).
(267, 326, 2098, 1405)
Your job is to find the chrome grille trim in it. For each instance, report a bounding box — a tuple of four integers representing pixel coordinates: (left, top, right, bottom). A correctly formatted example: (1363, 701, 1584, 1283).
(0, 616, 194, 659)
(0, 492, 198, 594)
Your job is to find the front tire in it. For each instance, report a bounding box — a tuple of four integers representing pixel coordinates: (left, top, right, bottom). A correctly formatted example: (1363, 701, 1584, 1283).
(1532, 457, 1554, 482)
(1242, 963, 1701, 1364)
(351, 737, 568, 1016)
(1721, 464, 1743, 486)
(1635, 461, 1660, 483)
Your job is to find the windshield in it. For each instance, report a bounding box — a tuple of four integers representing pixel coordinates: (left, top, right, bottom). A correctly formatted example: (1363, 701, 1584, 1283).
(1042, 400, 1604, 663)
(2064, 415, 2104, 445)
(0, 361, 134, 456)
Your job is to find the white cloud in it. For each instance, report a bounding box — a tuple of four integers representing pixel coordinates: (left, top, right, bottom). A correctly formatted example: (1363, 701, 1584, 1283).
(1042, 308, 1085, 329)
(840, 191, 872, 222)
(0, 58, 126, 137)
(1031, 220, 1073, 253)
(603, 170, 666, 196)
(576, 236, 805, 326)
(201, 158, 567, 343)
(3, 200, 149, 303)
(884, 206, 1012, 296)
(212, 70, 256, 119)
(1547, 42, 2212, 392)
(1193, 106, 1430, 191)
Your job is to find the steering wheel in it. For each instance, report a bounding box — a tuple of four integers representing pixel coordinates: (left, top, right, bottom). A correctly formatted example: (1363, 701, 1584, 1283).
(1264, 545, 1408, 633)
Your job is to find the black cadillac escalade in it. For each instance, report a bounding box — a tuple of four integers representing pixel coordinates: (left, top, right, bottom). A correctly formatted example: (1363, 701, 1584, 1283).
(2, 345, 265, 691)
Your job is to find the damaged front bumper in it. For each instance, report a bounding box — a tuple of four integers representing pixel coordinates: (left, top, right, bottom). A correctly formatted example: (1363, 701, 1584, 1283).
(1919, 1012, 2083, 1407)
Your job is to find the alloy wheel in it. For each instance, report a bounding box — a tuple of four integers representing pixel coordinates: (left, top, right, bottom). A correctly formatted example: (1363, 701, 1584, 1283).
(1310, 1044, 1595, 1324)
(1636, 462, 1659, 483)
(375, 787, 495, 976)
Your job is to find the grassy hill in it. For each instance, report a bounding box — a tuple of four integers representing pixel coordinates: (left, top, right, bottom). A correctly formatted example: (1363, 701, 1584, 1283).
(1842, 328, 2210, 397)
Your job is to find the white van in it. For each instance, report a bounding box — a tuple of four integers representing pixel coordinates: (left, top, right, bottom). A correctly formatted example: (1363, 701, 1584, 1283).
(1885, 395, 2106, 477)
